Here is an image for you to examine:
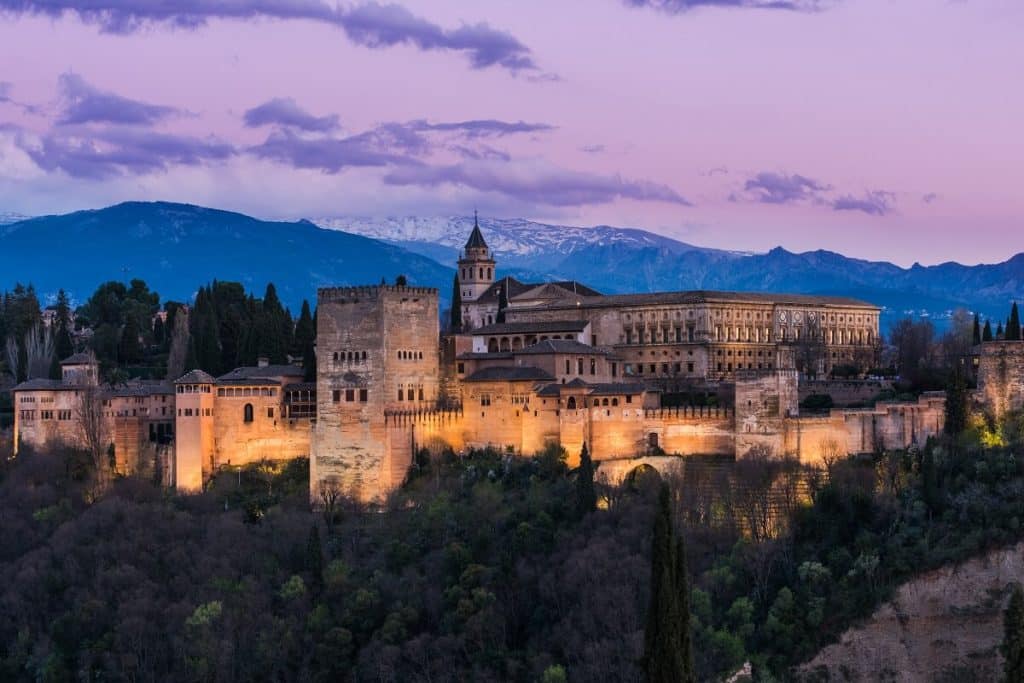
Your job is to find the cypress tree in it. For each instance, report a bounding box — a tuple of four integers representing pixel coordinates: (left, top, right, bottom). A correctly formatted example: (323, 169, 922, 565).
(307, 523, 324, 596)
(1003, 584, 1024, 683)
(973, 314, 981, 346)
(945, 364, 969, 436)
(575, 442, 597, 517)
(984, 320, 994, 342)
(921, 448, 940, 513)
(54, 289, 74, 361)
(1009, 302, 1022, 341)
(119, 315, 143, 365)
(450, 274, 462, 332)
(295, 300, 315, 351)
(643, 483, 695, 683)
(998, 322, 1005, 339)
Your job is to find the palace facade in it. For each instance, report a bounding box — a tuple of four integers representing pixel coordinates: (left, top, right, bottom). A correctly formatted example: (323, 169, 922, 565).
(12, 220, 953, 502)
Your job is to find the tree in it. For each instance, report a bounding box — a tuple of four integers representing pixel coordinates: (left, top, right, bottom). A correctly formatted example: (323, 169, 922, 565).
(643, 483, 695, 683)
(1003, 584, 1024, 683)
(998, 322, 1005, 339)
(394, 274, 408, 287)
(118, 315, 142, 365)
(973, 313, 982, 346)
(307, 523, 324, 596)
(984, 320, 994, 342)
(76, 385, 111, 496)
(575, 442, 597, 517)
(54, 289, 74, 361)
(1009, 302, 1022, 341)
(450, 275, 462, 333)
(945, 363, 969, 437)
(166, 308, 191, 380)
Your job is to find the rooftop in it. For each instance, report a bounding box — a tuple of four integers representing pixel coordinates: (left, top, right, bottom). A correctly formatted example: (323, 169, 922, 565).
(471, 319, 589, 336)
(218, 365, 305, 381)
(525, 289, 877, 311)
(12, 378, 64, 392)
(60, 352, 96, 365)
(514, 339, 608, 355)
(463, 366, 555, 382)
(174, 369, 216, 384)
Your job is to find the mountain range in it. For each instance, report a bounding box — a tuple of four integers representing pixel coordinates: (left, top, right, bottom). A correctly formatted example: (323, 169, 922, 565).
(1, 202, 1021, 329)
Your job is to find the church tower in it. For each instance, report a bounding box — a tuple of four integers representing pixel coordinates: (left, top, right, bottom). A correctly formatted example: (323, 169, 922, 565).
(456, 212, 496, 329)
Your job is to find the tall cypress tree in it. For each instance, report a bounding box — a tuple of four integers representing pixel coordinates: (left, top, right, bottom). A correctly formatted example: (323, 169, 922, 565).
(643, 484, 695, 683)
(984, 320, 994, 342)
(1003, 584, 1024, 683)
(998, 322, 1005, 339)
(945, 363, 968, 436)
(972, 313, 981, 346)
(54, 289, 74, 361)
(1009, 302, 1022, 341)
(575, 442, 597, 517)
(450, 274, 462, 332)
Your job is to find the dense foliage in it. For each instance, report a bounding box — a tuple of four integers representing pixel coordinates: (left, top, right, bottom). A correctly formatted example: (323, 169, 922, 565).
(3, 415, 1024, 682)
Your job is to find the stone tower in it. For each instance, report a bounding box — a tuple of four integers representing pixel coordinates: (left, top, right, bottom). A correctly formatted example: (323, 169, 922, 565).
(312, 284, 440, 501)
(456, 212, 495, 330)
(173, 370, 216, 492)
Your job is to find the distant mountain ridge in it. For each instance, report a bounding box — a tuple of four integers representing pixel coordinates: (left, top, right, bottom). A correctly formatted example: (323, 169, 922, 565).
(0, 202, 452, 310)
(315, 215, 1024, 324)
(1, 203, 1021, 328)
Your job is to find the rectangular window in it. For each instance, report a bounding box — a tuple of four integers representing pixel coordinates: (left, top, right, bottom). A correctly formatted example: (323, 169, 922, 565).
(590, 358, 596, 375)
(359, 389, 368, 402)
(625, 395, 633, 404)
(419, 388, 425, 401)
(332, 390, 341, 403)
(398, 389, 404, 401)
(267, 407, 274, 418)
(565, 359, 571, 374)
(687, 362, 694, 373)
(346, 389, 355, 402)
(407, 389, 415, 401)
(457, 362, 465, 374)
(611, 362, 617, 378)
(480, 394, 491, 407)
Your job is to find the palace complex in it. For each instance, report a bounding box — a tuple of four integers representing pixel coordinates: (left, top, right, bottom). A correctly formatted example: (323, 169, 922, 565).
(13, 220, 982, 502)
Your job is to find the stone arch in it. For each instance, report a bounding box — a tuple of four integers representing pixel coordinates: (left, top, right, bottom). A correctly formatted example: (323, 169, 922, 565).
(243, 403, 254, 423)
(567, 396, 577, 410)
(488, 338, 499, 353)
(500, 337, 511, 352)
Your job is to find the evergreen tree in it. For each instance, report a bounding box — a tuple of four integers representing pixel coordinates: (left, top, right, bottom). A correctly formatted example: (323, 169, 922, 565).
(973, 314, 982, 346)
(998, 322, 1005, 339)
(1003, 583, 1024, 683)
(575, 442, 597, 517)
(152, 315, 165, 349)
(294, 300, 315, 352)
(395, 274, 408, 287)
(921, 448, 940, 513)
(945, 363, 969, 436)
(54, 289, 74, 361)
(307, 523, 324, 596)
(1010, 302, 1022, 341)
(258, 283, 289, 365)
(48, 353, 61, 381)
(119, 315, 143, 365)
(450, 274, 462, 333)
(643, 483, 695, 683)
(984, 320, 994, 342)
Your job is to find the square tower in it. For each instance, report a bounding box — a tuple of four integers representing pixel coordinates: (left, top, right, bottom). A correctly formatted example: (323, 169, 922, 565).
(312, 284, 440, 501)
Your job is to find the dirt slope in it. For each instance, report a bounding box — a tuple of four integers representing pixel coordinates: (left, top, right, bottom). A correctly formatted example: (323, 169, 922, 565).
(798, 541, 1024, 682)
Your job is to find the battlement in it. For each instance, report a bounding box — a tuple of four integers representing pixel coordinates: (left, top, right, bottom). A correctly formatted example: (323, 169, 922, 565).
(644, 406, 733, 420)
(317, 284, 439, 302)
(385, 408, 464, 425)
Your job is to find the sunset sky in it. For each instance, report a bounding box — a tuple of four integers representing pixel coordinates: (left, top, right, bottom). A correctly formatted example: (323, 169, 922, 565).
(1, 0, 1022, 266)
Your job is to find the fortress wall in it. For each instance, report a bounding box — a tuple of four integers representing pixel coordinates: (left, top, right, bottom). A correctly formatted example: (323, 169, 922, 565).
(977, 341, 1024, 420)
(799, 379, 891, 406)
(211, 393, 311, 469)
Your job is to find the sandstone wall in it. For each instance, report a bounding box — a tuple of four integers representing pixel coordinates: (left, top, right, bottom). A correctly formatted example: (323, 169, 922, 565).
(977, 341, 1024, 420)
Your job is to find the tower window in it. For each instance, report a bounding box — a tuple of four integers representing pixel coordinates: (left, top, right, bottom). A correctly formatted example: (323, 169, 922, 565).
(243, 404, 254, 423)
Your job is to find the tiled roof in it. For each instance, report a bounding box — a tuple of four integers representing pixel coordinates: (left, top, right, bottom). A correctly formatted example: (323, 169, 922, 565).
(12, 378, 64, 392)
(217, 365, 304, 381)
(472, 277, 601, 306)
(464, 366, 555, 382)
(456, 352, 515, 360)
(108, 380, 175, 397)
(465, 223, 488, 249)
(471, 320, 589, 335)
(532, 380, 648, 398)
(525, 289, 876, 310)
(216, 377, 282, 386)
(174, 369, 216, 384)
(514, 339, 608, 355)
(60, 352, 96, 365)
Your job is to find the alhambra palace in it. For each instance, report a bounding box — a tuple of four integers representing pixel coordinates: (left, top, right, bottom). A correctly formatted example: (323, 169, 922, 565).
(13, 220, 1020, 500)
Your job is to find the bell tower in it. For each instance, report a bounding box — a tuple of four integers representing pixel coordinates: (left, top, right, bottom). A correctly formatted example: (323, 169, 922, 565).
(457, 212, 496, 326)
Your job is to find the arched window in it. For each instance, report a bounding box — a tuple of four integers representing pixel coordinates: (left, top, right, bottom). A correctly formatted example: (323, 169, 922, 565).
(243, 404, 254, 423)
(602, 398, 609, 406)
(648, 432, 659, 449)
(611, 398, 619, 406)
(333, 352, 338, 361)
(488, 338, 499, 353)
(567, 396, 577, 410)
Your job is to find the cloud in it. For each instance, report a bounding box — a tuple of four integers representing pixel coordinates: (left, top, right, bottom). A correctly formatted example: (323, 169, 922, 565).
(248, 129, 415, 172)
(624, 0, 824, 12)
(382, 159, 691, 207)
(0, 81, 10, 103)
(580, 144, 606, 154)
(57, 73, 180, 126)
(741, 171, 829, 204)
(243, 97, 340, 132)
(18, 125, 235, 179)
(923, 192, 939, 204)
(832, 190, 894, 216)
(408, 119, 555, 137)
(1, 1, 539, 74)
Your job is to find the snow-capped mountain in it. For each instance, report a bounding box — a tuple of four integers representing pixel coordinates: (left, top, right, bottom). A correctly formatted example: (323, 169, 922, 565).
(0, 211, 30, 226)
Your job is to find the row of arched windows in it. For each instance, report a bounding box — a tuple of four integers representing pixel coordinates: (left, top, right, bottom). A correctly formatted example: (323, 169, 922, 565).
(333, 351, 367, 363)
(461, 267, 492, 280)
(398, 350, 424, 360)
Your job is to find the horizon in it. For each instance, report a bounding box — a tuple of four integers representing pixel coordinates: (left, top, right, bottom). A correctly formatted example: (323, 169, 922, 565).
(2, 1, 1023, 266)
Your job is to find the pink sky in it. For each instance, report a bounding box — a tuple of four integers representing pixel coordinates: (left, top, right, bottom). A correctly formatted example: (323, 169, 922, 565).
(0, 0, 1022, 266)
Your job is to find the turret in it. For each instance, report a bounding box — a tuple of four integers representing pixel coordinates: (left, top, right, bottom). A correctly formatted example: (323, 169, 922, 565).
(456, 211, 496, 310)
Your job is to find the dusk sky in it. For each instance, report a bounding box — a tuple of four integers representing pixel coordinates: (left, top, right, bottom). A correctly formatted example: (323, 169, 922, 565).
(1, 0, 1022, 266)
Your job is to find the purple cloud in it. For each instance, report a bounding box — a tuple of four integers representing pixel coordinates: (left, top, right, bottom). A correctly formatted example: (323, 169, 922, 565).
(408, 119, 554, 137)
(243, 97, 340, 132)
(625, 0, 823, 12)
(382, 160, 691, 207)
(19, 126, 235, 179)
(923, 192, 939, 204)
(0, 1, 539, 74)
(248, 129, 413, 172)
(580, 144, 606, 154)
(0, 81, 10, 103)
(742, 171, 829, 204)
(832, 190, 895, 216)
(57, 73, 179, 126)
